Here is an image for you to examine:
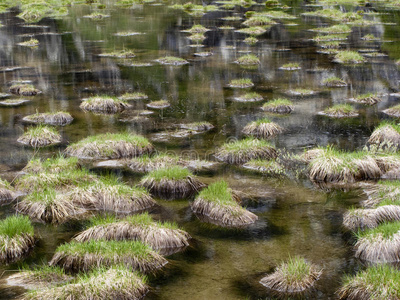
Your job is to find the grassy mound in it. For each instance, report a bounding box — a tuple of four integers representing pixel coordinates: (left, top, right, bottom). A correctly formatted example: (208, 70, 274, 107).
(242, 118, 283, 138)
(0, 178, 14, 202)
(320, 104, 358, 118)
(127, 153, 182, 173)
(261, 99, 293, 114)
(80, 96, 131, 113)
(22, 112, 73, 126)
(383, 104, 400, 118)
(368, 122, 400, 148)
(22, 156, 79, 174)
(17, 125, 61, 147)
(9, 84, 41, 96)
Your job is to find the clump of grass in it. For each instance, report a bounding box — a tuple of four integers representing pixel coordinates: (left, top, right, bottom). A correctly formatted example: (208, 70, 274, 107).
(188, 33, 206, 43)
(65, 132, 153, 160)
(362, 180, 400, 208)
(312, 34, 348, 42)
(243, 159, 285, 176)
(243, 36, 258, 45)
(228, 78, 254, 88)
(119, 92, 148, 101)
(343, 205, 400, 232)
(23, 156, 79, 174)
(50, 240, 167, 273)
(368, 121, 400, 149)
(146, 100, 170, 109)
(215, 137, 277, 164)
(0, 99, 31, 107)
(98, 50, 135, 58)
(323, 76, 347, 87)
(235, 54, 260, 65)
(191, 180, 257, 227)
(113, 31, 141, 36)
(260, 257, 322, 295)
(156, 56, 189, 66)
(0, 178, 14, 203)
(235, 26, 268, 35)
(17, 38, 39, 47)
(313, 24, 351, 34)
(308, 147, 381, 183)
(74, 213, 191, 252)
(234, 92, 263, 102)
(354, 221, 400, 262)
(127, 153, 182, 173)
(280, 62, 301, 70)
(242, 16, 276, 27)
(22, 111, 73, 126)
(262, 98, 293, 114)
(361, 34, 379, 41)
(321, 104, 358, 118)
(69, 175, 156, 213)
(383, 104, 400, 118)
(17, 125, 61, 148)
(9, 84, 41, 96)
(16, 188, 85, 224)
(23, 265, 148, 300)
(257, 11, 296, 20)
(140, 166, 205, 199)
(302, 8, 362, 23)
(242, 118, 283, 138)
(80, 95, 131, 114)
(83, 12, 110, 20)
(179, 121, 214, 132)
(7, 265, 72, 289)
(338, 264, 400, 299)
(350, 93, 382, 105)
(0, 215, 35, 263)
(286, 88, 315, 96)
(185, 24, 209, 33)
(334, 51, 366, 64)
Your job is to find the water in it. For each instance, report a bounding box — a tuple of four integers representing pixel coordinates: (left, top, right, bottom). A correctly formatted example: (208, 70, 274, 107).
(0, 1, 400, 299)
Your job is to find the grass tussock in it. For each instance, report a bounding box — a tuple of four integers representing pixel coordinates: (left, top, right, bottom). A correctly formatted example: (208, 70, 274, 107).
(368, 122, 400, 148)
(243, 159, 285, 176)
(215, 137, 277, 164)
(140, 166, 205, 199)
(127, 153, 182, 173)
(343, 205, 400, 231)
(350, 93, 382, 105)
(334, 51, 366, 64)
(17, 125, 61, 148)
(191, 180, 257, 227)
(22, 155, 79, 174)
(243, 16, 276, 27)
(185, 24, 209, 33)
(156, 56, 189, 66)
(98, 50, 135, 58)
(50, 240, 167, 273)
(338, 264, 400, 300)
(260, 257, 322, 295)
(74, 213, 191, 250)
(0, 178, 14, 202)
(22, 111, 73, 126)
(22, 265, 148, 300)
(242, 118, 283, 138)
(383, 104, 400, 118)
(146, 100, 170, 109)
(323, 76, 347, 87)
(179, 122, 214, 132)
(0, 215, 35, 263)
(69, 177, 156, 213)
(309, 147, 381, 183)
(262, 98, 293, 114)
(118, 92, 148, 100)
(16, 189, 85, 224)
(235, 54, 260, 65)
(321, 104, 358, 118)
(7, 265, 72, 289)
(234, 92, 263, 102)
(235, 26, 268, 35)
(80, 96, 131, 114)
(228, 78, 254, 88)
(9, 84, 41, 96)
(65, 132, 154, 160)
(354, 221, 400, 262)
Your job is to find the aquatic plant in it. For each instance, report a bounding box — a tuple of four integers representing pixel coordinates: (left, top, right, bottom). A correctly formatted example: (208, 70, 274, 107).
(83, 12, 110, 20)
(215, 137, 277, 164)
(23, 265, 148, 300)
(17, 38, 39, 47)
(343, 205, 400, 231)
(286, 88, 315, 96)
(69, 176, 156, 213)
(65, 132, 153, 160)
(242, 159, 285, 176)
(235, 54, 260, 65)
(350, 93, 382, 105)
(17, 125, 61, 148)
(74, 213, 191, 251)
(368, 122, 400, 148)
(185, 24, 209, 33)
(0, 99, 30, 107)
(119, 92, 148, 100)
(383, 104, 400, 118)
(235, 26, 268, 35)
(242, 16, 276, 27)
(234, 92, 263, 102)
(140, 166, 205, 199)
(256, 11, 296, 20)
(80, 96, 131, 113)
(156, 56, 189, 66)
(114, 31, 141, 36)
(191, 180, 257, 227)
(334, 51, 366, 64)
(98, 50, 135, 58)
(338, 264, 400, 300)
(260, 257, 322, 295)
(127, 153, 182, 173)
(279, 63, 301, 70)
(228, 78, 254, 88)
(9, 84, 41, 96)
(50, 240, 167, 273)
(302, 9, 362, 23)
(261, 98, 293, 114)
(146, 100, 170, 109)
(309, 147, 381, 183)
(242, 118, 283, 138)
(323, 76, 348, 87)
(7, 265, 72, 289)
(354, 221, 400, 262)
(0, 215, 35, 264)
(312, 24, 351, 34)
(243, 36, 258, 45)
(320, 104, 358, 118)
(312, 34, 348, 42)
(188, 33, 206, 43)
(22, 111, 73, 126)
(16, 188, 84, 224)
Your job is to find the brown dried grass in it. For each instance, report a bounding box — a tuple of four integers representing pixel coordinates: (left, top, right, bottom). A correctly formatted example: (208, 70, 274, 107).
(17, 128, 61, 148)
(343, 205, 400, 231)
(0, 234, 35, 263)
(141, 177, 205, 199)
(368, 125, 400, 147)
(355, 232, 400, 263)
(80, 97, 131, 113)
(0, 188, 14, 202)
(242, 121, 283, 138)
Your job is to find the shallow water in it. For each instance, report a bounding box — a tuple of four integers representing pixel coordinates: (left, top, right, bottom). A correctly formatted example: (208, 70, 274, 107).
(0, 1, 400, 299)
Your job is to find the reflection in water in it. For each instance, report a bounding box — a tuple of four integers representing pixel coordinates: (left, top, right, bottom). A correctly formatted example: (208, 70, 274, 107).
(0, 2, 400, 299)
